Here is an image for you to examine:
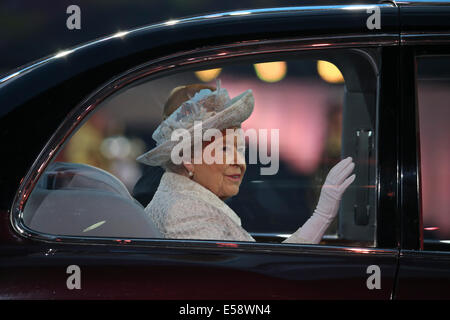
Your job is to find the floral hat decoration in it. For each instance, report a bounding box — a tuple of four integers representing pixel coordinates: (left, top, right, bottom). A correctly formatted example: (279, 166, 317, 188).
(136, 80, 254, 166)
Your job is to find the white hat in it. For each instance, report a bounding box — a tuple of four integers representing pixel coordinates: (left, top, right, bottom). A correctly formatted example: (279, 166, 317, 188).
(136, 80, 254, 166)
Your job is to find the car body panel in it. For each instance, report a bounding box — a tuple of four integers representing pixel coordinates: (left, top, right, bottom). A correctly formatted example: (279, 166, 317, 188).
(395, 250, 450, 299)
(0, 240, 397, 299)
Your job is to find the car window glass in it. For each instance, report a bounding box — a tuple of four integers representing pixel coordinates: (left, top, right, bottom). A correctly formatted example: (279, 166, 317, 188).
(417, 55, 450, 250)
(21, 49, 379, 247)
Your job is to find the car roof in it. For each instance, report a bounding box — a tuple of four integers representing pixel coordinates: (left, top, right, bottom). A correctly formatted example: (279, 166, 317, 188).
(3, 0, 450, 88)
(0, 2, 388, 86)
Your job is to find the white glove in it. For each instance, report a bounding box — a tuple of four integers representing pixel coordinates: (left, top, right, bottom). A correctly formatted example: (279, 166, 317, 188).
(283, 157, 356, 244)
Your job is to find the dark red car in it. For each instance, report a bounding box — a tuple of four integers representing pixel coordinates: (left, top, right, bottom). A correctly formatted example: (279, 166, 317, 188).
(0, 0, 449, 299)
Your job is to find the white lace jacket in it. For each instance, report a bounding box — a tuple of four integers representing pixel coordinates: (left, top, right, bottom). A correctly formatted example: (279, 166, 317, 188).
(145, 172, 332, 244)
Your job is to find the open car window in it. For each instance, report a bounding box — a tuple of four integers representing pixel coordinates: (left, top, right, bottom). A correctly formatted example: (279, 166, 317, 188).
(21, 48, 380, 248)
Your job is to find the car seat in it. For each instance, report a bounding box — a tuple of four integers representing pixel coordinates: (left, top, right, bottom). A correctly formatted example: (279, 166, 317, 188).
(23, 162, 162, 238)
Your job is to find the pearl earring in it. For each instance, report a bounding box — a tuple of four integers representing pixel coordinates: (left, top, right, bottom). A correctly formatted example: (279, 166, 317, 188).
(188, 171, 193, 177)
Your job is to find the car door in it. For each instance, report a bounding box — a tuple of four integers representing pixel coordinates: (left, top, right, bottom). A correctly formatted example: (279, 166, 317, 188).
(394, 2, 450, 299)
(0, 4, 401, 299)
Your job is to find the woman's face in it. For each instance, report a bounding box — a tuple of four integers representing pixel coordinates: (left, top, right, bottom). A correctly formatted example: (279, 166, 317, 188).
(189, 128, 246, 200)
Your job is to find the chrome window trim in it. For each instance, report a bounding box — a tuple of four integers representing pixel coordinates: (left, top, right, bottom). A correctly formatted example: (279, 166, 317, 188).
(395, 0, 450, 6)
(251, 232, 340, 240)
(10, 34, 396, 251)
(401, 32, 450, 45)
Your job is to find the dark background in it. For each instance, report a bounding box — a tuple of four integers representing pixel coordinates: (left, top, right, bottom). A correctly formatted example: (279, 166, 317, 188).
(0, 0, 311, 77)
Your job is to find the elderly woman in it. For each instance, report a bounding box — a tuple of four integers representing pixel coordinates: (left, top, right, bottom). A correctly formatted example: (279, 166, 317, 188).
(137, 81, 355, 244)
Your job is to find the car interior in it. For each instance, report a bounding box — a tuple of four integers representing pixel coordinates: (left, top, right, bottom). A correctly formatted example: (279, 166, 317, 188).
(21, 48, 379, 248)
(23, 162, 162, 238)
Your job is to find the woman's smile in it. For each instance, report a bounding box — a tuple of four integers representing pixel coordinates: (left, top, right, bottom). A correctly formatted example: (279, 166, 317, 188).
(225, 173, 242, 182)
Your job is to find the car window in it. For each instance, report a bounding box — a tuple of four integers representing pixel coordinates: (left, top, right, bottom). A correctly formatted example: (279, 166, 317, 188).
(20, 48, 379, 247)
(417, 55, 450, 250)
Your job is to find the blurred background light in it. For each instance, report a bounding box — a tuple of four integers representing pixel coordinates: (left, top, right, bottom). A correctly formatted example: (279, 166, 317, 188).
(195, 68, 222, 82)
(101, 136, 131, 159)
(317, 60, 344, 84)
(254, 61, 287, 83)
